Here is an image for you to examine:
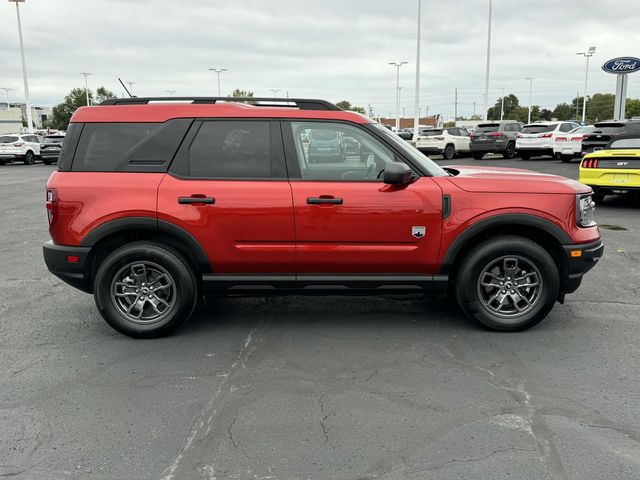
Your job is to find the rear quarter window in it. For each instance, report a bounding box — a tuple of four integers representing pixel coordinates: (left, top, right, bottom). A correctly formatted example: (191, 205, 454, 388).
(71, 119, 192, 172)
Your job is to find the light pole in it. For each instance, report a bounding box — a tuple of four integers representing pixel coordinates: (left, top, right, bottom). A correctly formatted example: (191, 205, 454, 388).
(208, 68, 227, 96)
(80, 72, 91, 106)
(1, 88, 11, 110)
(525, 77, 533, 123)
(166, 90, 176, 96)
(269, 89, 280, 97)
(483, 0, 493, 121)
(10, 0, 34, 133)
(576, 46, 596, 123)
(126, 81, 135, 96)
(500, 87, 505, 121)
(389, 61, 408, 131)
(412, 0, 422, 141)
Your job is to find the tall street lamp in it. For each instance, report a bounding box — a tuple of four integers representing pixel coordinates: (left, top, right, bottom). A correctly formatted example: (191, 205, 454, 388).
(80, 72, 91, 106)
(209, 68, 227, 96)
(389, 61, 408, 131)
(412, 0, 422, 141)
(9, 0, 34, 133)
(269, 89, 280, 97)
(525, 77, 533, 124)
(576, 46, 596, 122)
(500, 87, 505, 121)
(1, 87, 11, 110)
(483, 0, 493, 121)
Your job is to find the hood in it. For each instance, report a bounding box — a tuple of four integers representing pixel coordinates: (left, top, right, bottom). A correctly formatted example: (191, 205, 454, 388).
(444, 165, 590, 194)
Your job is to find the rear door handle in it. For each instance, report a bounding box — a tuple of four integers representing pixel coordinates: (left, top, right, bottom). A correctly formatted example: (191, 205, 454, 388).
(178, 196, 215, 205)
(307, 197, 343, 205)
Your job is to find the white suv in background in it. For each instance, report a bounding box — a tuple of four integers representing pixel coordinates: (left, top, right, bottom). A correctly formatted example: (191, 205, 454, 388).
(515, 122, 579, 160)
(416, 127, 471, 159)
(552, 125, 595, 162)
(0, 133, 43, 165)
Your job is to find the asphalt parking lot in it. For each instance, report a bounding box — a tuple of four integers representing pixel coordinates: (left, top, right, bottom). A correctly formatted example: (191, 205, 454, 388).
(1, 157, 639, 480)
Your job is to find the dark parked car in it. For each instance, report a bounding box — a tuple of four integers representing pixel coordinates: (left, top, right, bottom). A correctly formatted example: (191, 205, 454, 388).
(469, 121, 523, 159)
(40, 135, 65, 165)
(308, 127, 346, 162)
(581, 120, 640, 156)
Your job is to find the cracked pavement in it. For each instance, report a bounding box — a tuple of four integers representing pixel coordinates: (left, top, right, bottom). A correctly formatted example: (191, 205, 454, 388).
(1, 158, 639, 479)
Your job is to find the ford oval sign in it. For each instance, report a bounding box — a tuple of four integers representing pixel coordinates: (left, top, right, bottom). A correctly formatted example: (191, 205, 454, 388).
(602, 57, 640, 75)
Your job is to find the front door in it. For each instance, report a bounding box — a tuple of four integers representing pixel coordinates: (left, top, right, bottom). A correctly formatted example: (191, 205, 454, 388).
(158, 120, 295, 274)
(283, 120, 443, 275)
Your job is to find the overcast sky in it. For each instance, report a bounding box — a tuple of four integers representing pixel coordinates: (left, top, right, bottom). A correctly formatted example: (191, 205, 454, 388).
(1, 0, 639, 119)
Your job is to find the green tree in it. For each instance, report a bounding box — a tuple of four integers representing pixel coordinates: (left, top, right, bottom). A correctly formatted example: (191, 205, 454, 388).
(487, 94, 520, 120)
(335, 100, 366, 114)
(539, 108, 553, 121)
(49, 86, 118, 130)
(586, 93, 614, 122)
(551, 102, 574, 120)
(95, 86, 116, 104)
(626, 98, 640, 118)
(229, 89, 254, 97)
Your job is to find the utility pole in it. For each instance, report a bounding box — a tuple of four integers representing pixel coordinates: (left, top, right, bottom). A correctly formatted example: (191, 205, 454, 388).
(576, 90, 580, 118)
(80, 72, 91, 106)
(454, 88, 458, 122)
(499, 87, 505, 121)
(473, 102, 476, 117)
(412, 0, 422, 142)
(10, 0, 33, 132)
(1, 88, 11, 110)
(402, 107, 406, 118)
(576, 46, 596, 122)
(208, 68, 227, 96)
(483, 0, 493, 121)
(525, 77, 533, 123)
(368, 104, 374, 117)
(389, 61, 408, 131)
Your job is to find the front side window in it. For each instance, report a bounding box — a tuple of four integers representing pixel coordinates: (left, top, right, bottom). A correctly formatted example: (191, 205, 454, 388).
(288, 122, 399, 181)
(188, 121, 272, 178)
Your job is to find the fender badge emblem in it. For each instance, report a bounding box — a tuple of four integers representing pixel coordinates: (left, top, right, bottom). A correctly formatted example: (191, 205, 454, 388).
(412, 226, 426, 238)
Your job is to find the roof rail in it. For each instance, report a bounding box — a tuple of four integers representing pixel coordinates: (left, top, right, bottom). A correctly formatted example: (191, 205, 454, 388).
(99, 97, 342, 111)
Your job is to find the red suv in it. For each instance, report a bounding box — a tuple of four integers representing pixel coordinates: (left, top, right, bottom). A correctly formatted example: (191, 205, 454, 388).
(43, 97, 603, 338)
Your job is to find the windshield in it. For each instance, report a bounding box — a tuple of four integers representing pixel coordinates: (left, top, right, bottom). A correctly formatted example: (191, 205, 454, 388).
(522, 124, 555, 134)
(0, 136, 19, 144)
(43, 136, 65, 144)
(609, 137, 640, 149)
(420, 129, 443, 136)
(592, 123, 626, 134)
(372, 123, 448, 177)
(475, 124, 499, 133)
(570, 126, 596, 135)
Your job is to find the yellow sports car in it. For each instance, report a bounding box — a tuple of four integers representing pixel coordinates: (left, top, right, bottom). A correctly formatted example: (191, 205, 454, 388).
(579, 134, 640, 203)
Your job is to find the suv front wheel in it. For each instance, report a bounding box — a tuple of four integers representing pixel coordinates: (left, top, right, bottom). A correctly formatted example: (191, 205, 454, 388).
(94, 242, 198, 338)
(455, 235, 559, 331)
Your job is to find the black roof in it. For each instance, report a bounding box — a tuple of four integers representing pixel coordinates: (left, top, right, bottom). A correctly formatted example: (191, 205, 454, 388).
(99, 97, 341, 111)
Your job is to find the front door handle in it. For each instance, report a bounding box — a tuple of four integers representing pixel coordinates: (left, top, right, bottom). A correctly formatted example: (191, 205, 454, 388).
(178, 196, 215, 205)
(307, 196, 343, 205)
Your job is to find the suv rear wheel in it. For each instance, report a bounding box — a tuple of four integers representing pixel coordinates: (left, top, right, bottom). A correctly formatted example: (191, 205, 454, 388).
(455, 235, 559, 331)
(94, 242, 198, 338)
(24, 151, 35, 165)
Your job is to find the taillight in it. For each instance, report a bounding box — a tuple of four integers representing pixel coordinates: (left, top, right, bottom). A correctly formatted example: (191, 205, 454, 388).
(13, 142, 24, 147)
(46, 188, 57, 226)
(556, 137, 567, 142)
(538, 133, 553, 138)
(470, 133, 477, 138)
(488, 132, 504, 137)
(517, 133, 523, 138)
(582, 158, 599, 168)
(571, 136, 584, 142)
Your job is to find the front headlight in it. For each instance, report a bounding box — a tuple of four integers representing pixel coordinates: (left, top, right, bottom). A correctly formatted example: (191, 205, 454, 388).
(576, 193, 596, 227)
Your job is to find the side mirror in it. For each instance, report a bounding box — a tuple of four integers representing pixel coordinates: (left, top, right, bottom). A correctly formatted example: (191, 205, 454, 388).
(384, 162, 413, 185)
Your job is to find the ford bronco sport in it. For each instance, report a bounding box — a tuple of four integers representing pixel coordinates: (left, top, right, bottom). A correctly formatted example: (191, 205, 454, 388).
(43, 97, 603, 338)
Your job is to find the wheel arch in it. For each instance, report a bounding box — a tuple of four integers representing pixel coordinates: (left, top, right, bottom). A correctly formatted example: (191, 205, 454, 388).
(81, 217, 211, 288)
(441, 214, 571, 291)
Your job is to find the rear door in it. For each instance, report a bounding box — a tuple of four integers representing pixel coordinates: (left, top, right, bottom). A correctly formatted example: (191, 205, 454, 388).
(283, 120, 443, 275)
(158, 120, 295, 274)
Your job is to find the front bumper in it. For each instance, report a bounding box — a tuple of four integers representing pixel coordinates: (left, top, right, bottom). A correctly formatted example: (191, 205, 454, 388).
(562, 238, 604, 293)
(43, 240, 92, 293)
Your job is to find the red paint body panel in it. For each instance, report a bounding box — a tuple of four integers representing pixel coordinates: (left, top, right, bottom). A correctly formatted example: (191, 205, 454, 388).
(46, 171, 163, 246)
(71, 104, 371, 124)
(289, 177, 443, 273)
(156, 175, 295, 273)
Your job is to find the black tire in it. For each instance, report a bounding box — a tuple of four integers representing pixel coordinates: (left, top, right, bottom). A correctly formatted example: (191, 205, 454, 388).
(24, 151, 35, 165)
(560, 155, 573, 163)
(519, 152, 532, 160)
(503, 142, 516, 159)
(454, 235, 559, 331)
(94, 242, 199, 338)
(0, 160, 6, 166)
(472, 152, 484, 160)
(43, 159, 52, 165)
(592, 190, 606, 204)
(443, 144, 455, 160)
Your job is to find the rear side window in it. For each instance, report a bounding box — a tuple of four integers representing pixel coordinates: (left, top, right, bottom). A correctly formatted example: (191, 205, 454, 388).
(71, 119, 191, 172)
(187, 121, 274, 179)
